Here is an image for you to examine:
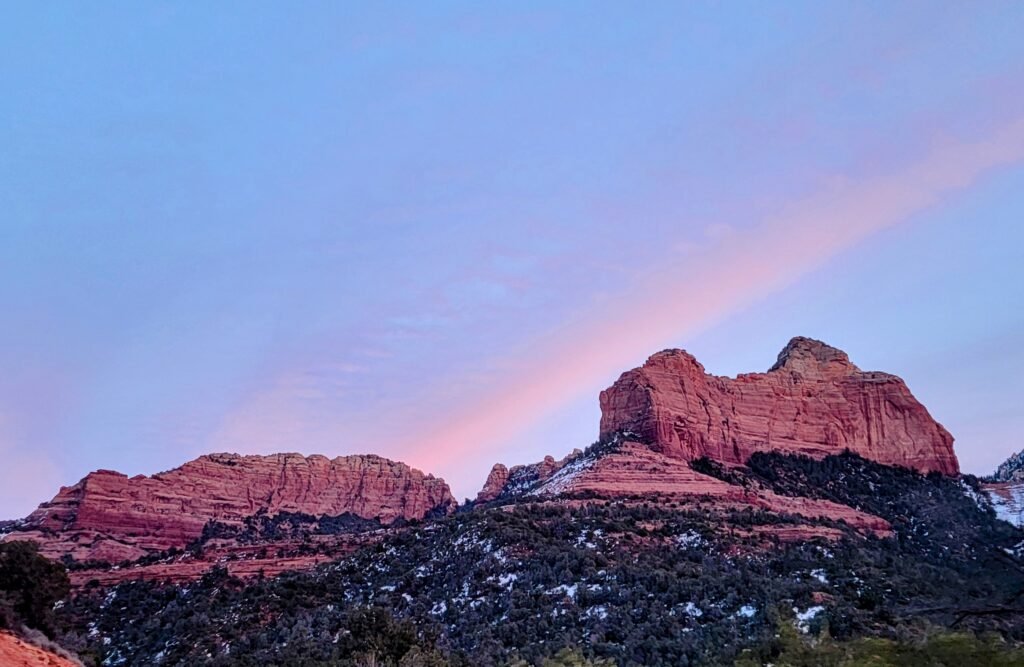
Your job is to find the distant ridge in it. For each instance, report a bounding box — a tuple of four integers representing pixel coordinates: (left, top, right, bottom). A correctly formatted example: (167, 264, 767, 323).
(4, 452, 455, 562)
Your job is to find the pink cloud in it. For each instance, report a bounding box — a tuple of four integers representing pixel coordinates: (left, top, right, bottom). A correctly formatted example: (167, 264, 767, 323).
(392, 117, 1024, 492)
(202, 116, 1024, 500)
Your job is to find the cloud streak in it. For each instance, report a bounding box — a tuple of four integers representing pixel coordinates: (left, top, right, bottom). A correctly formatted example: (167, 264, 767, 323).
(395, 117, 1024, 492)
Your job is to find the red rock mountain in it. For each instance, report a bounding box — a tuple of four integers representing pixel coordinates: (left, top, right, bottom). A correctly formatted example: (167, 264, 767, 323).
(8, 453, 455, 562)
(477, 338, 959, 536)
(5, 337, 960, 575)
(599, 337, 958, 475)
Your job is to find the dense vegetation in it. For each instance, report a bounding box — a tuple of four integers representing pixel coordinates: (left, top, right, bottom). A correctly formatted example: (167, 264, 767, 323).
(720, 451, 1024, 631)
(54, 453, 1024, 665)
(734, 622, 1024, 666)
(0, 540, 71, 636)
(197, 509, 385, 544)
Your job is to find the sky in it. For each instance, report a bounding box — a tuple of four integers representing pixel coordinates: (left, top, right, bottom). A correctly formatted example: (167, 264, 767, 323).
(2, 3, 1024, 517)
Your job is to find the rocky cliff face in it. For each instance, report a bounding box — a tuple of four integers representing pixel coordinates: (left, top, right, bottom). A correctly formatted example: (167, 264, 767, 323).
(8, 453, 455, 562)
(599, 337, 958, 475)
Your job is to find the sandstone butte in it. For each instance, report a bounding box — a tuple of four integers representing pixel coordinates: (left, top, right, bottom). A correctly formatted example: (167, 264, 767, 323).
(7, 453, 456, 562)
(477, 337, 959, 535)
(599, 336, 958, 475)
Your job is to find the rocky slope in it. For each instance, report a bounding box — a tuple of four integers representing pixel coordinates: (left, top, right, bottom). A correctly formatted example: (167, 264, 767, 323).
(517, 440, 889, 535)
(59, 452, 1024, 666)
(0, 631, 80, 667)
(991, 449, 1024, 483)
(984, 448, 1024, 527)
(599, 337, 958, 475)
(5, 453, 455, 562)
(476, 450, 581, 502)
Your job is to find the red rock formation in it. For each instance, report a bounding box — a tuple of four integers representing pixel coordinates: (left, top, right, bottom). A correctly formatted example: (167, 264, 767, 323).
(476, 450, 582, 502)
(8, 453, 455, 562)
(599, 337, 959, 475)
(476, 338, 957, 539)
(527, 441, 890, 535)
(477, 464, 510, 502)
(0, 631, 79, 667)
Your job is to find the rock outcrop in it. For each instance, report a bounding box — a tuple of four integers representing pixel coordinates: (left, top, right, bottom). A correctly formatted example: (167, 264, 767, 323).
(476, 451, 581, 503)
(476, 464, 510, 503)
(599, 337, 958, 475)
(8, 453, 455, 562)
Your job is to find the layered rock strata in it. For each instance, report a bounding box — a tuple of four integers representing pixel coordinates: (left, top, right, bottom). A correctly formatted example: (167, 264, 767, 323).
(599, 337, 958, 474)
(7, 453, 455, 561)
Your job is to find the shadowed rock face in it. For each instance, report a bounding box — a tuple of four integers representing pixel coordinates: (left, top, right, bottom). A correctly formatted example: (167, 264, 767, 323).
(8, 453, 456, 562)
(599, 337, 959, 475)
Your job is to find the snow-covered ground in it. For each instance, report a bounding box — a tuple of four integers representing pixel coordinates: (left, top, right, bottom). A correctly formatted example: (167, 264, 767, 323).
(985, 482, 1024, 527)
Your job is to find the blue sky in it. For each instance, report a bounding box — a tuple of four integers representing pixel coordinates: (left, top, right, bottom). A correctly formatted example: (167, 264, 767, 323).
(2, 3, 1023, 516)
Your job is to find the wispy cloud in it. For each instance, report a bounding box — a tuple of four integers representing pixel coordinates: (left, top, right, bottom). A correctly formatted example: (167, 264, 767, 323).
(199, 116, 1024, 500)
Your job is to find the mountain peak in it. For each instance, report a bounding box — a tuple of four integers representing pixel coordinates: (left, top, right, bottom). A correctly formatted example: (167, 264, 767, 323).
(769, 336, 858, 378)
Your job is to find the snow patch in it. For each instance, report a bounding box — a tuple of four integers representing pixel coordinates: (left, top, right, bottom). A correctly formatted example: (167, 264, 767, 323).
(793, 605, 825, 633)
(498, 573, 518, 589)
(986, 483, 1024, 527)
(546, 583, 579, 599)
(531, 457, 596, 496)
(960, 480, 988, 510)
(735, 604, 757, 618)
(676, 530, 706, 548)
